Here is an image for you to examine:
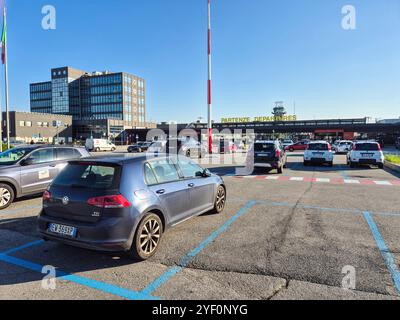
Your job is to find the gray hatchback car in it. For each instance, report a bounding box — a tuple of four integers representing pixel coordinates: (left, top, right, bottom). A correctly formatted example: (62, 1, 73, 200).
(0, 145, 90, 209)
(38, 155, 226, 260)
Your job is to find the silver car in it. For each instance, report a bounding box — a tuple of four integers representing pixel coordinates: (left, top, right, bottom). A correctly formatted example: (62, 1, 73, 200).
(0, 145, 90, 209)
(38, 155, 226, 260)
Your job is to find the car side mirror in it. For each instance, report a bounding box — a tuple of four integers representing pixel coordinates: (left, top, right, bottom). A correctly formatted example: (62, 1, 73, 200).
(20, 158, 34, 166)
(196, 169, 211, 178)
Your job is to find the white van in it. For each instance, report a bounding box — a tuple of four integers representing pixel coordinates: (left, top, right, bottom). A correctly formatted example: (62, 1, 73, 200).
(85, 139, 116, 152)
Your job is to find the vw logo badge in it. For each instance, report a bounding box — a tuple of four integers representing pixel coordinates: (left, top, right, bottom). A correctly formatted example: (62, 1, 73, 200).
(62, 196, 70, 205)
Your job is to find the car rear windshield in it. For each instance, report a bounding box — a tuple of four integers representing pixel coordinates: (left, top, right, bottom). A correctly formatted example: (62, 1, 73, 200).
(355, 143, 380, 151)
(308, 143, 329, 151)
(52, 163, 121, 190)
(254, 143, 275, 152)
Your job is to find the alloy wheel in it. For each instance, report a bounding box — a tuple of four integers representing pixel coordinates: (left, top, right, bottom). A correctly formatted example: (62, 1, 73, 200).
(0, 188, 11, 208)
(139, 218, 161, 255)
(216, 187, 226, 212)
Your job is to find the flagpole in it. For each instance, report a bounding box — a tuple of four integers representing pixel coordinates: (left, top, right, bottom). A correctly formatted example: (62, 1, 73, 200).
(3, 6, 9, 149)
(207, 0, 213, 154)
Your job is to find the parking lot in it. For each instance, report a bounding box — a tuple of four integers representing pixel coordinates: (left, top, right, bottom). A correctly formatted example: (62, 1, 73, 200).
(1, 150, 400, 300)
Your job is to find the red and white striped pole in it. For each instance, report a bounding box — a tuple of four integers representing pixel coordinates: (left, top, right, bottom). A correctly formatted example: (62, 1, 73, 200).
(207, 0, 213, 154)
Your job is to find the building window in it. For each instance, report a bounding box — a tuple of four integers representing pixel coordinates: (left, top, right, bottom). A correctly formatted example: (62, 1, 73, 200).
(26, 121, 32, 127)
(19, 121, 25, 127)
(37, 122, 43, 127)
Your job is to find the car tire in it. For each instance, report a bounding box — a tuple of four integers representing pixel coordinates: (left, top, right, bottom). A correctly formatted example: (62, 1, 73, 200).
(329, 161, 333, 167)
(378, 163, 384, 169)
(350, 161, 356, 168)
(95, 147, 100, 152)
(304, 161, 309, 166)
(212, 185, 226, 214)
(127, 213, 163, 261)
(277, 165, 283, 174)
(289, 148, 294, 152)
(0, 184, 14, 210)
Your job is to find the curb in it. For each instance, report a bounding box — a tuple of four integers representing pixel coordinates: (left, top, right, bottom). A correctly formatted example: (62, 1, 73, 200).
(385, 161, 400, 174)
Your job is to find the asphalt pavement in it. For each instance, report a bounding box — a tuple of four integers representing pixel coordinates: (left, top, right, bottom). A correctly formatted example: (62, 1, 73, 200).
(1, 151, 400, 300)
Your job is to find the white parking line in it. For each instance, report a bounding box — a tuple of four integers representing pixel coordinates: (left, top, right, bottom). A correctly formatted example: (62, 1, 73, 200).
(344, 179, 361, 184)
(265, 176, 280, 180)
(242, 176, 256, 179)
(315, 178, 330, 183)
(290, 177, 304, 181)
(373, 181, 392, 186)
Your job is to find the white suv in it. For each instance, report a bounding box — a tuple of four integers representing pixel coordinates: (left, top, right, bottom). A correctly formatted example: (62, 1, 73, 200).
(304, 141, 333, 167)
(335, 140, 353, 154)
(347, 141, 384, 169)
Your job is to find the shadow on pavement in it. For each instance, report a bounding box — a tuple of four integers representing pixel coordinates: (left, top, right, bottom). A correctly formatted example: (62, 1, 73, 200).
(0, 216, 143, 286)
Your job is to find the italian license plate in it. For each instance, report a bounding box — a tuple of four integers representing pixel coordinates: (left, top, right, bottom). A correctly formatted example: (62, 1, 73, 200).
(313, 152, 323, 156)
(362, 153, 373, 158)
(48, 223, 77, 237)
(256, 153, 269, 157)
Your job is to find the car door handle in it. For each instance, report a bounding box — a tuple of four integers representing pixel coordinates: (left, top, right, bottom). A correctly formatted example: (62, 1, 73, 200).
(156, 189, 166, 195)
(188, 183, 195, 188)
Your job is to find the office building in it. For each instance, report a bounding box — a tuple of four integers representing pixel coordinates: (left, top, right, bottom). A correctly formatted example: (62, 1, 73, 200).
(30, 66, 153, 141)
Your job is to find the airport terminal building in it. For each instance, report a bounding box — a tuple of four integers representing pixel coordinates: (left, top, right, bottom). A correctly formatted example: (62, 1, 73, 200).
(128, 117, 400, 145)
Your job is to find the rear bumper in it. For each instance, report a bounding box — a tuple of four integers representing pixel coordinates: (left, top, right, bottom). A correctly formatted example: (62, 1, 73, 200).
(254, 161, 281, 168)
(305, 158, 332, 164)
(353, 159, 383, 165)
(37, 211, 138, 252)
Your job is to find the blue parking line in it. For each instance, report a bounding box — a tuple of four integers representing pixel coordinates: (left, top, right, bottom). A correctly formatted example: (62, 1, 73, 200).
(363, 212, 400, 295)
(0, 205, 41, 215)
(141, 200, 257, 295)
(0, 253, 158, 300)
(1, 240, 45, 255)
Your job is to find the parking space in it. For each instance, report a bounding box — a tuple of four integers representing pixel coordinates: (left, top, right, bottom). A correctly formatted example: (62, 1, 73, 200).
(1, 152, 400, 300)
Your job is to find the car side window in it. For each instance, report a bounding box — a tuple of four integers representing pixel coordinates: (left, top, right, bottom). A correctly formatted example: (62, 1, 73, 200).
(149, 159, 180, 184)
(57, 148, 76, 161)
(177, 158, 204, 179)
(27, 149, 55, 164)
(144, 163, 158, 185)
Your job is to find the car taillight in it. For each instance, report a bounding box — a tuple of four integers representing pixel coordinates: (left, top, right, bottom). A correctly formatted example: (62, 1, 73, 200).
(275, 149, 281, 158)
(327, 144, 331, 151)
(43, 190, 51, 202)
(87, 195, 131, 209)
(377, 144, 382, 151)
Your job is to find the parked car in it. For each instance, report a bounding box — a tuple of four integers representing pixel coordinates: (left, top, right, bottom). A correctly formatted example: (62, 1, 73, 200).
(38, 155, 226, 260)
(347, 141, 384, 169)
(219, 140, 237, 154)
(85, 139, 116, 152)
(285, 141, 309, 152)
(127, 142, 152, 153)
(0, 145, 90, 210)
(247, 140, 287, 174)
(304, 141, 333, 166)
(148, 138, 207, 158)
(282, 140, 294, 149)
(335, 140, 353, 154)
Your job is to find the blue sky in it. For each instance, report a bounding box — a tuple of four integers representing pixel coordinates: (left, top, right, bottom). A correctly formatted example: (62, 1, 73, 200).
(5, 0, 400, 122)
